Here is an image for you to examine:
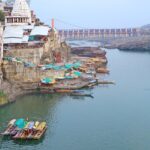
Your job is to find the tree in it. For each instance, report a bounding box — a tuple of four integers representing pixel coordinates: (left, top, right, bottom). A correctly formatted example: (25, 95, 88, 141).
(0, 10, 5, 22)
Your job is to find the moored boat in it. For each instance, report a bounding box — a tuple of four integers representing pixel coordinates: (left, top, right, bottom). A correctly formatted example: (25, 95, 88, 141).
(33, 122, 47, 140)
(55, 89, 73, 93)
(1, 119, 17, 136)
(70, 90, 93, 98)
(97, 68, 109, 74)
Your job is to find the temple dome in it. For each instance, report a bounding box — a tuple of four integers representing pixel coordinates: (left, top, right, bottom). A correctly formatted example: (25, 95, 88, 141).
(11, 0, 31, 18)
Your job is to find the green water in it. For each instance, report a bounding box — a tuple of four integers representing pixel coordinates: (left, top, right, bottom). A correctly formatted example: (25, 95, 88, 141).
(0, 49, 150, 150)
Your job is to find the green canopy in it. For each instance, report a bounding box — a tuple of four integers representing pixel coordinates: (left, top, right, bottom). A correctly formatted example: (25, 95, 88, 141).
(15, 119, 26, 129)
(3, 56, 13, 61)
(52, 65, 61, 70)
(45, 64, 54, 69)
(29, 36, 35, 41)
(65, 76, 74, 79)
(65, 64, 74, 69)
(41, 77, 52, 84)
(74, 71, 82, 77)
(73, 62, 81, 69)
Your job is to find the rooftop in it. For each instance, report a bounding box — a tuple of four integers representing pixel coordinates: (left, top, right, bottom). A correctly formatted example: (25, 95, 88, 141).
(3, 25, 51, 44)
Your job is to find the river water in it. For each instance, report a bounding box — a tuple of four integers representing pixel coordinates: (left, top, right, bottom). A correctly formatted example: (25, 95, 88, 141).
(0, 41, 150, 150)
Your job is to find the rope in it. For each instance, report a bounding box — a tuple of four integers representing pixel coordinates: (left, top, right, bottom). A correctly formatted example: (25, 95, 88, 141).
(54, 18, 88, 29)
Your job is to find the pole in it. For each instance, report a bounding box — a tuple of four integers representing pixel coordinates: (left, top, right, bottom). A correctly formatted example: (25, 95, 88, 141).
(51, 18, 55, 29)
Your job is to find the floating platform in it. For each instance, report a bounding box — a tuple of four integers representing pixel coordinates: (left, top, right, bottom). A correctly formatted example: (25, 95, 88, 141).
(1, 119, 47, 140)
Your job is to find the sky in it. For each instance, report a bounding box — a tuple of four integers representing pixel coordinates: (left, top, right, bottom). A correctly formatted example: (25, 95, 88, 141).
(30, 0, 150, 29)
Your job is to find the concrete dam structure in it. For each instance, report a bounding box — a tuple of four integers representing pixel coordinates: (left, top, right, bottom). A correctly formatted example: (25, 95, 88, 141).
(58, 28, 140, 40)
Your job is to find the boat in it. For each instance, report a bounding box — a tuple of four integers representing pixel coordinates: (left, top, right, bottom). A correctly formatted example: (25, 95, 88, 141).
(33, 122, 47, 140)
(70, 90, 93, 98)
(89, 79, 97, 84)
(78, 67, 88, 72)
(98, 80, 115, 85)
(41, 77, 56, 85)
(87, 83, 97, 88)
(13, 121, 47, 140)
(13, 130, 24, 139)
(86, 70, 96, 75)
(1, 119, 17, 136)
(97, 68, 109, 74)
(70, 93, 92, 97)
(2, 119, 47, 140)
(55, 89, 73, 93)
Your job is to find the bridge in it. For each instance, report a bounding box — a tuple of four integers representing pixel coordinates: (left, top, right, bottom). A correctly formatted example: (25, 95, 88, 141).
(53, 18, 140, 40)
(58, 28, 140, 40)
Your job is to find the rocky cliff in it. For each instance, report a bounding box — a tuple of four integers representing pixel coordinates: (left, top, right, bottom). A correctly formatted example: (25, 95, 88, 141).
(0, 29, 71, 106)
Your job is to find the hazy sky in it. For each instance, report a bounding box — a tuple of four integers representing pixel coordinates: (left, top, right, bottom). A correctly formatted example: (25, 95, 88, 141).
(30, 0, 150, 29)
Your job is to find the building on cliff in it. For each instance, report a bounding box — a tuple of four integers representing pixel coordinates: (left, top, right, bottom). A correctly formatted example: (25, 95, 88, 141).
(5, 0, 32, 25)
(0, 0, 41, 26)
(2, 0, 70, 65)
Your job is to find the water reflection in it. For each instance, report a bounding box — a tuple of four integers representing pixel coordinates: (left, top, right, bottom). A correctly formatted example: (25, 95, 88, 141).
(70, 95, 94, 100)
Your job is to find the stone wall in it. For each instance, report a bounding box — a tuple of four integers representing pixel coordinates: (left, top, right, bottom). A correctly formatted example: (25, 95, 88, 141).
(4, 47, 44, 65)
(2, 60, 65, 83)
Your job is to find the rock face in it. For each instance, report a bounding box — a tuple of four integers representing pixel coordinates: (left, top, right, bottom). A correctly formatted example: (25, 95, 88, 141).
(0, 29, 71, 106)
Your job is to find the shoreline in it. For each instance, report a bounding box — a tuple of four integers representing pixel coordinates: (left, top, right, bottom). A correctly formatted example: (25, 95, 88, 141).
(0, 78, 115, 107)
(0, 44, 111, 106)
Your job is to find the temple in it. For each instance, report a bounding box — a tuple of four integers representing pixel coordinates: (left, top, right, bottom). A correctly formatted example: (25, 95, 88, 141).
(5, 0, 32, 26)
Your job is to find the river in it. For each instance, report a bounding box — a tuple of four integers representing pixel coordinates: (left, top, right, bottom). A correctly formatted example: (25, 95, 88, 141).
(0, 41, 150, 150)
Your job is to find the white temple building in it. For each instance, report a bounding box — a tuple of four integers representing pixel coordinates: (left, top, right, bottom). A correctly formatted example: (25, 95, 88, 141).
(5, 0, 32, 26)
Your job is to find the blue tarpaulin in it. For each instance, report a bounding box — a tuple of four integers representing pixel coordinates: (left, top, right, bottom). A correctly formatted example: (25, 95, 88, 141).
(15, 119, 26, 129)
(41, 77, 53, 84)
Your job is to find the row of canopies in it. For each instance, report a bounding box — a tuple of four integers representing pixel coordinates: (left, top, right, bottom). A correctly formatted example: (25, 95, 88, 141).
(39, 62, 82, 71)
(3, 25, 50, 44)
(41, 71, 82, 85)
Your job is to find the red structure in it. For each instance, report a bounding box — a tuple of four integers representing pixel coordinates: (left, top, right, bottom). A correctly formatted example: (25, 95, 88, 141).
(51, 18, 55, 29)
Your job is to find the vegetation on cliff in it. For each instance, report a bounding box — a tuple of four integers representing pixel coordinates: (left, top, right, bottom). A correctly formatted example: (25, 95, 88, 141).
(0, 90, 6, 97)
(0, 10, 5, 22)
(0, 90, 8, 106)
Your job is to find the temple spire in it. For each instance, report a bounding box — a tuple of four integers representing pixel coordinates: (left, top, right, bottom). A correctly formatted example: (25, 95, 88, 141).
(5, 0, 32, 25)
(12, 0, 31, 18)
